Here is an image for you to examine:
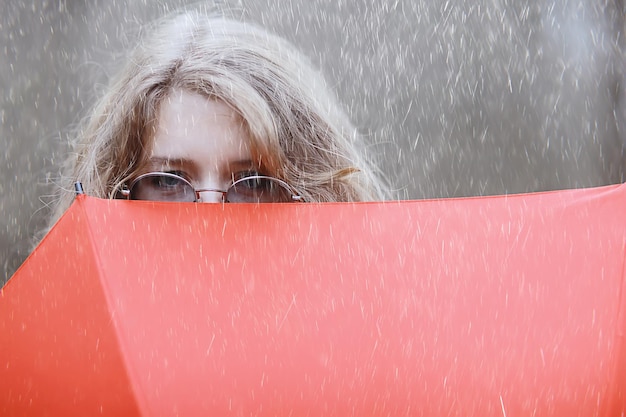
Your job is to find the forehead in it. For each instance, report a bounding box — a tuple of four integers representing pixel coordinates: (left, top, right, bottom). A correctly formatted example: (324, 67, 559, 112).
(150, 90, 251, 170)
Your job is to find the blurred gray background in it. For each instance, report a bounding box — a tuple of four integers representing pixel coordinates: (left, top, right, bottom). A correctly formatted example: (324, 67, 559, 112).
(1, 0, 625, 284)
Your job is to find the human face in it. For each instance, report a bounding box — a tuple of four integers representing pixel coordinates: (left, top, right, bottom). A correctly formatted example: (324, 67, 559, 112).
(146, 90, 255, 203)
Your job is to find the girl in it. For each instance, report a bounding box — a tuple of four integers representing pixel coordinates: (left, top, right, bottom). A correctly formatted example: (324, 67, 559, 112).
(49, 11, 386, 226)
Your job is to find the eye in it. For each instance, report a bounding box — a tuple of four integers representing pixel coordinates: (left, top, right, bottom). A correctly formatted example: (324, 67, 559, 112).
(164, 170, 191, 182)
(153, 174, 184, 188)
(237, 176, 272, 191)
(227, 174, 293, 203)
(129, 172, 196, 202)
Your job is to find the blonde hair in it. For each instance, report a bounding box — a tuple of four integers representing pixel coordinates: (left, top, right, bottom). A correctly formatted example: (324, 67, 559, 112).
(49, 12, 386, 226)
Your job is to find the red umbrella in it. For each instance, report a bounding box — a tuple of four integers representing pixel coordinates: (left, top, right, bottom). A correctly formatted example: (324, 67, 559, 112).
(2, 184, 625, 416)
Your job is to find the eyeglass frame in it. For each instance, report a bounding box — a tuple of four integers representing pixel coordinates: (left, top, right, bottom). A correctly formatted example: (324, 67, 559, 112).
(118, 171, 303, 203)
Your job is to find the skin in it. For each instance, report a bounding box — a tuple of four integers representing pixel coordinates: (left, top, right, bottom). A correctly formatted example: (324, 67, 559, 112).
(145, 89, 256, 203)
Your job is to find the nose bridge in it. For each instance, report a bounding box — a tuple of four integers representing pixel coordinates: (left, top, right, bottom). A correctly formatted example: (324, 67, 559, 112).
(197, 190, 224, 203)
(195, 173, 228, 204)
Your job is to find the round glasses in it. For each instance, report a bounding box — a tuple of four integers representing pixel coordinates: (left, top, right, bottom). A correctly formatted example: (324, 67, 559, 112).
(119, 172, 302, 203)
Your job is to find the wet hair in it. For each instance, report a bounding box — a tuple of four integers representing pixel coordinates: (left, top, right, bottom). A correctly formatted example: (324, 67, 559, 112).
(49, 11, 386, 226)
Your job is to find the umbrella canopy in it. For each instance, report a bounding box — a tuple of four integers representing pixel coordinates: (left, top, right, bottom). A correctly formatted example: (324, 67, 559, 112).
(1, 184, 625, 416)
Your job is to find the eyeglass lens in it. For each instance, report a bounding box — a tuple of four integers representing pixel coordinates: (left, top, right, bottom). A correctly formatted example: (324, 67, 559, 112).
(130, 173, 196, 202)
(227, 176, 292, 203)
(129, 173, 293, 203)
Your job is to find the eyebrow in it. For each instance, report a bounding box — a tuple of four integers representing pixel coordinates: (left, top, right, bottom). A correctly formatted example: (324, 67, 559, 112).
(145, 157, 194, 175)
(148, 157, 194, 168)
(227, 159, 257, 169)
(147, 157, 256, 172)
